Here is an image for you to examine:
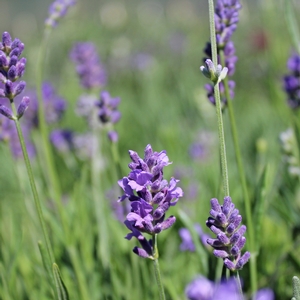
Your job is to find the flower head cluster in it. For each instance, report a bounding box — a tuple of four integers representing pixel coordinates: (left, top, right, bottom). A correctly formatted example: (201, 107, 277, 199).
(0, 32, 29, 120)
(70, 42, 107, 90)
(283, 53, 300, 109)
(203, 0, 241, 107)
(118, 144, 183, 259)
(95, 90, 121, 142)
(206, 196, 250, 271)
(185, 276, 274, 300)
(45, 0, 76, 28)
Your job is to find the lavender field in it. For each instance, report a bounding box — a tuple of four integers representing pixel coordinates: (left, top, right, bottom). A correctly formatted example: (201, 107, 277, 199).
(0, 0, 299, 299)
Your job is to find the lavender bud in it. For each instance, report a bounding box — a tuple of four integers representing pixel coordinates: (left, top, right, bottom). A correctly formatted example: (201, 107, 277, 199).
(4, 80, 13, 97)
(2, 32, 12, 48)
(236, 251, 251, 270)
(0, 105, 14, 119)
(210, 198, 221, 212)
(17, 96, 30, 119)
(13, 81, 26, 97)
(107, 130, 118, 143)
(213, 250, 229, 258)
(160, 216, 176, 230)
(9, 47, 20, 58)
(9, 55, 18, 67)
(7, 65, 17, 80)
(0, 54, 8, 68)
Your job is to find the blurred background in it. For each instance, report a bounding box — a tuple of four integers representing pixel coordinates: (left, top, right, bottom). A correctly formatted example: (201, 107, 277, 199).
(1, 0, 300, 299)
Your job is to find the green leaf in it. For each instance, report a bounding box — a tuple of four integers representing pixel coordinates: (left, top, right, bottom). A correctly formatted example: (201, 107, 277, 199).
(52, 263, 70, 300)
(292, 276, 300, 300)
(284, 0, 300, 54)
(38, 241, 53, 284)
(253, 165, 270, 251)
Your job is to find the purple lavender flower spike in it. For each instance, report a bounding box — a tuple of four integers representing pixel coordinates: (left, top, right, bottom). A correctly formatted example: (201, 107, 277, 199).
(0, 32, 29, 118)
(283, 52, 300, 109)
(206, 196, 250, 271)
(70, 42, 107, 90)
(202, 0, 241, 107)
(45, 0, 76, 28)
(119, 144, 183, 258)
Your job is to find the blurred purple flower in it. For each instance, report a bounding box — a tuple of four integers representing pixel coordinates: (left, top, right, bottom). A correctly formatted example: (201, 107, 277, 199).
(70, 42, 107, 90)
(283, 53, 300, 109)
(206, 196, 250, 271)
(254, 288, 274, 300)
(50, 129, 74, 153)
(118, 144, 183, 258)
(179, 223, 210, 252)
(45, 0, 76, 28)
(189, 131, 217, 162)
(186, 276, 274, 300)
(96, 90, 121, 124)
(0, 115, 35, 159)
(185, 276, 214, 300)
(42, 82, 67, 124)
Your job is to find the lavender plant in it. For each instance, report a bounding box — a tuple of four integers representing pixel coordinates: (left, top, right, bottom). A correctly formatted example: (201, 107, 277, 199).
(45, 0, 77, 28)
(202, 0, 257, 294)
(118, 144, 183, 298)
(203, 0, 241, 107)
(0, 31, 61, 296)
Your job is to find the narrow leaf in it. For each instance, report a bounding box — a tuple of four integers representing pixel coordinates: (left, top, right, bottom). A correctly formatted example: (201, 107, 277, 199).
(52, 263, 70, 300)
(38, 241, 53, 283)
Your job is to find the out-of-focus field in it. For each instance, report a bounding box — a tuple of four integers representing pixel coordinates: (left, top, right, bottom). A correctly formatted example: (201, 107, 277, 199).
(0, 0, 299, 299)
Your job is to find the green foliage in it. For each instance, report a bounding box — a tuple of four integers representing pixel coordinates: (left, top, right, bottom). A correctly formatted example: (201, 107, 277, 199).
(0, 0, 300, 299)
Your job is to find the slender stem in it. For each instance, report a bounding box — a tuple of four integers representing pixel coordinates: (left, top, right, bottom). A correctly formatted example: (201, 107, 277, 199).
(208, 0, 230, 196)
(10, 102, 55, 267)
(219, 50, 258, 296)
(152, 234, 166, 300)
(235, 272, 244, 300)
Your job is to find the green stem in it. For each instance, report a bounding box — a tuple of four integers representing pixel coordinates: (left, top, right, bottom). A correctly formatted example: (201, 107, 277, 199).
(235, 271, 244, 300)
(11, 102, 55, 270)
(208, 0, 230, 196)
(152, 234, 166, 300)
(219, 50, 258, 296)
